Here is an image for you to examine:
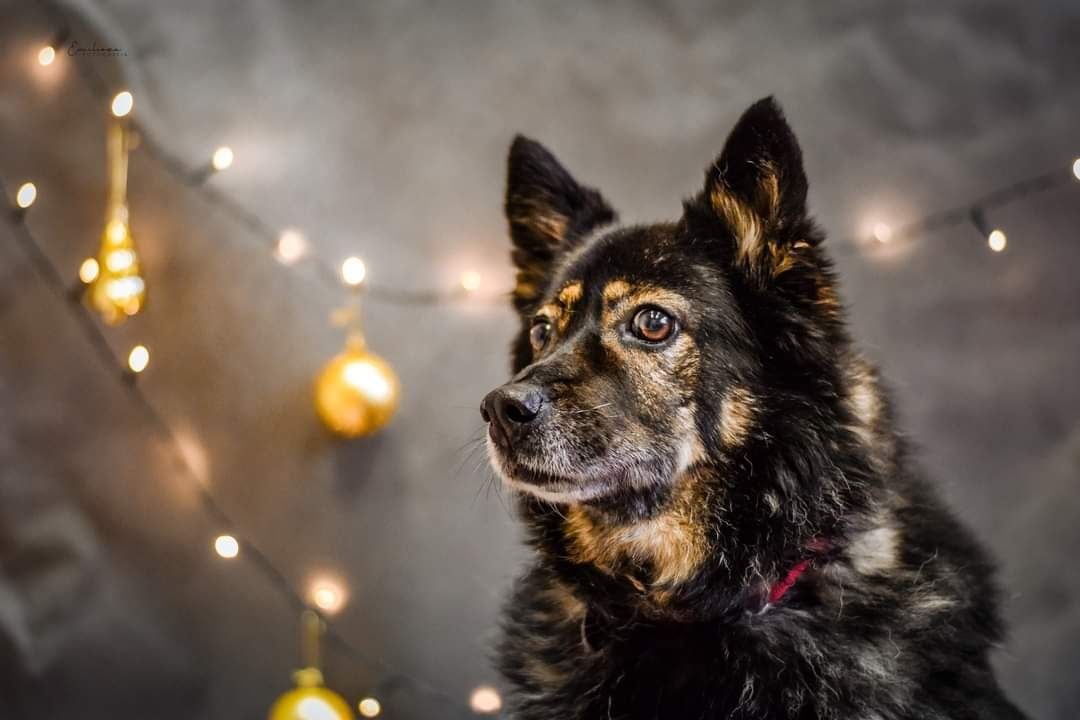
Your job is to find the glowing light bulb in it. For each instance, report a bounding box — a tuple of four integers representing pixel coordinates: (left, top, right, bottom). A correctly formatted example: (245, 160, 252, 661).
(38, 46, 56, 66)
(276, 229, 308, 264)
(341, 256, 367, 286)
(214, 534, 240, 559)
(987, 229, 1007, 253)
(211, 146, 234, 171)
(105, 248, 136, 272)
(872, 222, 892, 244)
(79, 258, 100, 284)
(127, 344, 150, 373)
(460, 269, 482, 292)
(1072, 158, 1080, 181)
(107, 219, 128, 244)
(111, 91, 134, 118)
(358, 697, 381, 718)
(469, 685, 502, 714)
(309, 579, 346, 614)
(15, 182, 37, 209)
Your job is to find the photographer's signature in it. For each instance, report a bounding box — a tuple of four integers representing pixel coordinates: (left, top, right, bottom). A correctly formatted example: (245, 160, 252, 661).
(68, 41, 128, 57)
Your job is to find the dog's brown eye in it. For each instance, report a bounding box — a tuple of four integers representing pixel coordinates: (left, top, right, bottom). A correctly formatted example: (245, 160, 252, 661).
(529, 321, 552, 352)
(632, 308, 674, 343)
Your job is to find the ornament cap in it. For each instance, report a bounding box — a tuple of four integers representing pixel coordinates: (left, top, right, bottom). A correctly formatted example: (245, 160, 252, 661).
(293, 666, 324, 688)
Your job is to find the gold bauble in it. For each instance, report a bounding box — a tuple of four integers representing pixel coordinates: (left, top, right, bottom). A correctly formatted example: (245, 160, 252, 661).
(315, 340, 399, 438)
(88, 216, 145, 326)
(269, 668, 354, 720)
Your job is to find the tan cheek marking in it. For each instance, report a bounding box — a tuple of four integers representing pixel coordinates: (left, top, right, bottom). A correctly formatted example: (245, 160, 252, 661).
(718, 386, 757, 447)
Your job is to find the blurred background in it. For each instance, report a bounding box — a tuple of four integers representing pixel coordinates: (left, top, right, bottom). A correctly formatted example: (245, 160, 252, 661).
(2, 0, 1079, 718)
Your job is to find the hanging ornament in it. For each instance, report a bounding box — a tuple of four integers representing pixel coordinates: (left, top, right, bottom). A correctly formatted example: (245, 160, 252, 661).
(88, 95, 145, 325)
(269, 611, 354, 720)
(315, 260, 399, 438)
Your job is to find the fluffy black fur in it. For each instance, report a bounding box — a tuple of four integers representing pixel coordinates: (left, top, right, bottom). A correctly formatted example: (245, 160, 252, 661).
(481, 97, 1027, 719)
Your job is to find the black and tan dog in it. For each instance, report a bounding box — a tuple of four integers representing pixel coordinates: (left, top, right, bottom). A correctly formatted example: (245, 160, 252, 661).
(480, 98, 1027, 719)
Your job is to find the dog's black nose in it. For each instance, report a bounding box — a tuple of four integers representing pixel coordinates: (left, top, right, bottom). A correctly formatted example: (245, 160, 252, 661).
(481, 384, 544, 448)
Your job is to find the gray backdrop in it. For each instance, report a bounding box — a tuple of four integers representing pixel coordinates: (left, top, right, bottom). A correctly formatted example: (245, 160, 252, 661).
(1, 1, 1078, 718)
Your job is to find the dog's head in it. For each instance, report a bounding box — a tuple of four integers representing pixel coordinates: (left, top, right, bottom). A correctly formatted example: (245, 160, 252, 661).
(483, 98, 866, 559)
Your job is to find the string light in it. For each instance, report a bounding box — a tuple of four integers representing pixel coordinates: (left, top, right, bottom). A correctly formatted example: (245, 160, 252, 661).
(987, 229, 1007, 253)
(460, 269, 482, 292)
(469, 686, 502, 714)
(276, 229, 308, 264)
(341, 256, 367, 286)
(357, 698, 381, 718)
(127, 344, 150, 373)
(111, 90, 134, 118)
(1073, 158, 1080, 181)
(15, 181, 37, 209)
(211, 145, 234, 171)
(78, 257, 100, 284)
(214, 534, 240, 559)
(871, 221, 892, 244)
(37, 45, 56, 66)
(309, 579, 347, 615)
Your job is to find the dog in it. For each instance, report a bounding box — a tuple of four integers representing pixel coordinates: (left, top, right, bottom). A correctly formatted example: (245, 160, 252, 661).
(479, 97, 1028, 719)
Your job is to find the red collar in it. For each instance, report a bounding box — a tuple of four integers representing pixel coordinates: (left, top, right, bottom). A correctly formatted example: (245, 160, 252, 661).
(762, 537, 830, 609)
(767, 557, 813, 605)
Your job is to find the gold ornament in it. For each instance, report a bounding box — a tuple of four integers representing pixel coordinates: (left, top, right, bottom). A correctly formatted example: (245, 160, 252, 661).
(268, 668, 354, 720)
(315, 280, 399, 438)
(315, 338, 399, 438)
(88, 117, 145, 325)
(269, 611, 354, 720)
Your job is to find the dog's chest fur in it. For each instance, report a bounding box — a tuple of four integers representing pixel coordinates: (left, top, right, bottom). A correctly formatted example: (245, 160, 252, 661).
(499, 497, 1025, 720)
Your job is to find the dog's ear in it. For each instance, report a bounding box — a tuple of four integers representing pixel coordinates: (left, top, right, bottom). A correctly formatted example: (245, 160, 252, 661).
(505, 136, 616, 314)
(692, 97, 816, 284)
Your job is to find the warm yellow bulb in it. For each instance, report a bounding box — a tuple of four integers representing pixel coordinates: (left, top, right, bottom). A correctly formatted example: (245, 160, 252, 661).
(15, 182, 37, 209)
(460, 269, 482, 292)
(107, 219, 128, 245)
(111, 90, 134, 118)
(341, 256, 367, 286)
(211, 146, 234, 171)
(38, 45, 56, 66)
(469, 685, 503, 714)
(79, 258, 100, 284)
(214, 534, 240, 559)
(1072, 158, 1080, 181)
(357, 698, 381, 718)
(310, 580, 346, 614)
(127, 344, 150, 373)
(106, 248, 136, 272)
(872, 222, 892, 244)
(987, 229, 1007, 253)
(276, 229, 308, 264)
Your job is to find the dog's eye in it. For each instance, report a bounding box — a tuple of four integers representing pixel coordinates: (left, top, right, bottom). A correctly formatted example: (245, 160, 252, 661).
(631, 308, 675, 343)
(529, 320, 552, 352)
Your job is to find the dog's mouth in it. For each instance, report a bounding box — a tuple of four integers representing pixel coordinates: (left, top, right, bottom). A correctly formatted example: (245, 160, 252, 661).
(486, 436, 667, 505)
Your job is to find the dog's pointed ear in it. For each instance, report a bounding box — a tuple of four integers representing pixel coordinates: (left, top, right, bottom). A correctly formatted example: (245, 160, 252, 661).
(505, 136, 616, 313)
(693, 97, 815, 281)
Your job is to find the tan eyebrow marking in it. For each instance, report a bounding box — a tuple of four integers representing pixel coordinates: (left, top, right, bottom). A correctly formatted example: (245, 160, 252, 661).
(557, 280, 583, 307)
(602, 279, 631, 303)
(536, 302, 562, 322)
